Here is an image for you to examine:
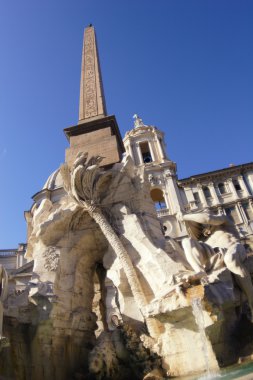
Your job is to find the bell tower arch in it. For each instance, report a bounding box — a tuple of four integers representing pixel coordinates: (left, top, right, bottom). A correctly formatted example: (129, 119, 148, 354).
(124, 115, 167, 166)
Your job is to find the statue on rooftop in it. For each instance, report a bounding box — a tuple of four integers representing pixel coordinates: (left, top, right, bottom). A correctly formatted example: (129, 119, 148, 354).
(133, 114, 145, 128)
(178, 210, 253, 321)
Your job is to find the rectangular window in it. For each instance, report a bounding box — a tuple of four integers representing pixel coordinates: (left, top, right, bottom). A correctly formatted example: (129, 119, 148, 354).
(218, 182, 227, 195)
(203, 186, 212, 199)
(242, 202, 253, 221)
(225, 206, 240, 224)
(193, 192, 200, 203)
(233, 179, 242, 191)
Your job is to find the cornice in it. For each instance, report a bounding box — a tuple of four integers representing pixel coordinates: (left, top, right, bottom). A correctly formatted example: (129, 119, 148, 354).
(178, 162, 253, 186)
(32, 187, 66, 204)
(123, 125, 164, 141)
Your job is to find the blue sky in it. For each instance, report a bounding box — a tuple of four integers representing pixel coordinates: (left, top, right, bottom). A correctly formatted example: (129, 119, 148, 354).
(1, 0, 253, 247)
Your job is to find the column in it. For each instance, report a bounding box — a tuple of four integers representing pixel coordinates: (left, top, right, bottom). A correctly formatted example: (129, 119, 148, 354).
(197, 184, 208, 208)
(148, 140, 156, 162)
(136, 142, 143, 165)
(156, 137, 165, 162)
(165, 177, 183, 214)
(237, 202, 249, 225)
(236, 201, 245, 224)
(208, 182, 220, 205)
(248, 199, 253, 234)
(128, 140, 134, 161)
(247, 175, 253, 194)
(163, 191, 170, 211)
(238, 175, 251, 197)
(161, 139, 168, 159)
(227, 178, 239, 200)
(218, 206, 224, 215)
(248, 199, 253, 218)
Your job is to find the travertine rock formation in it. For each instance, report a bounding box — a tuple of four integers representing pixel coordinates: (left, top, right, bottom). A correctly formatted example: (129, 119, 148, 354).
(2, 153, 253, 380)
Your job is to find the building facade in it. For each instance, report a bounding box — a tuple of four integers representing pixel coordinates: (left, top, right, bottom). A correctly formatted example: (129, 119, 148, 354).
(124, 114, 253, 250)
(0, 244, 27, 272)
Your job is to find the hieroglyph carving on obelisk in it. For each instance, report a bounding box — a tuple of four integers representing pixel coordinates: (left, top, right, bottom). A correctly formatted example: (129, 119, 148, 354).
(79, 25, 107, 122)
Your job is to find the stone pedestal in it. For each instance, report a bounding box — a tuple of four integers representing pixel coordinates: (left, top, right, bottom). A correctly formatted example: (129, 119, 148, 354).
(64, 115, 125, 168)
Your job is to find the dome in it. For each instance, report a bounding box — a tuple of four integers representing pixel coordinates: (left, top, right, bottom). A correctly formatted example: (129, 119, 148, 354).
(43, 168, 63, 191)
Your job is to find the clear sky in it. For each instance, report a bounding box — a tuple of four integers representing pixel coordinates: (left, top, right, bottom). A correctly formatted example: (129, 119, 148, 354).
(1, 0, 253, 247)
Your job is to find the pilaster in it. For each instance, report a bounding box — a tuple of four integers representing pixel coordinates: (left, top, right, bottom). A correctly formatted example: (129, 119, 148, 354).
(148, 141, 156, 162)
(197, 184, 208, 207)
(227, 178, 239, 200)
(128, 141, 134, 161)
(208, 182, 219, 205)
(136, 142, 143, 165)
(156, 136, 165, 162)
(238, 175, 251, 197)
(237, 201, 248, 225)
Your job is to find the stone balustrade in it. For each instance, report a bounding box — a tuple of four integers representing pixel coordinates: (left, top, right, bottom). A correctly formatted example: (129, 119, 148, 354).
(157, 208, 171, 217)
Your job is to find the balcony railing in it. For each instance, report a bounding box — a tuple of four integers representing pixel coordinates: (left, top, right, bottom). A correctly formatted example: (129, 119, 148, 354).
(157, 208, 171, 217)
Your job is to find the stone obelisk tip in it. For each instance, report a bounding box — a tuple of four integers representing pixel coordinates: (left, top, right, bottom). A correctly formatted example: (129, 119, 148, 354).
(78, 25, 107, 123)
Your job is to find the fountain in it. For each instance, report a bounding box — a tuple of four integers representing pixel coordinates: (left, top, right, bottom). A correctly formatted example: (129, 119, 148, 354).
(189, 291, 211, 377)
(2, 157, 253, 380)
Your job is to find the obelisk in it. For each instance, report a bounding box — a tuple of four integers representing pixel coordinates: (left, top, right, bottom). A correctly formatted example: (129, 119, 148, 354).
(78, 25, 107, 122)
(64, 25, 124, 167)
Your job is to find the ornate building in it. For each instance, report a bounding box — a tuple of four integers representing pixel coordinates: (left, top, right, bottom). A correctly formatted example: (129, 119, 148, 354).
(123, 114, 253, 249)
(178, 163, 253, 246)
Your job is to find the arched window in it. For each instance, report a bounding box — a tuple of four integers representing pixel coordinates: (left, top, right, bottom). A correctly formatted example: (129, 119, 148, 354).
(203, 186, 211, 199)
(150, 188, 167, 210)
(140, 141, 153, 163)
(218, 182, 227, 195)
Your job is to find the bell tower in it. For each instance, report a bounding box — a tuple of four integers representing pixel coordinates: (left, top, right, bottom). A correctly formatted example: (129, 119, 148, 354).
(123, 115, 185, 238)
(124, 115, 168, 166)
(64, 25, 125, 167)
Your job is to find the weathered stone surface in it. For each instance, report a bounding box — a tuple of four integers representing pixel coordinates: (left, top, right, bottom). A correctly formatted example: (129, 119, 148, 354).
(2, 152, 253, 379)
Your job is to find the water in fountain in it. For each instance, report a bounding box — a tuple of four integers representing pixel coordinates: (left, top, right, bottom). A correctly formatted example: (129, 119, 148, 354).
(177, 360, 253, 379)
(178, 296, 253, 380)
(191, 297, 212, 379)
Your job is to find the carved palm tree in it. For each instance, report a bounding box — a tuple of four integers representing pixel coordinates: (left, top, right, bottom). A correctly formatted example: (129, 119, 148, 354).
(60, 153, 158, 337)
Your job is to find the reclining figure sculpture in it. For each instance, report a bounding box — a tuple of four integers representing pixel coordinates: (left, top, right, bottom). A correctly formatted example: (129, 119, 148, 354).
(178, 210, 253, 321)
